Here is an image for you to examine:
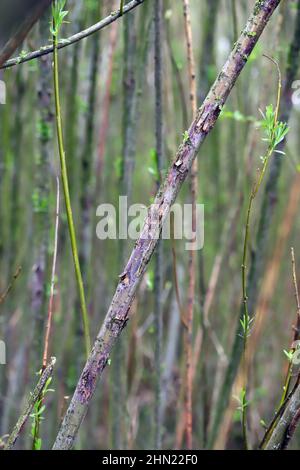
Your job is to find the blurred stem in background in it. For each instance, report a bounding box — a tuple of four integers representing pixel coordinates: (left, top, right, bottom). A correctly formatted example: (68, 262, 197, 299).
(154, 0, 164, 450)
(182, 0, 197, 450)
(52, 0, 91, 358)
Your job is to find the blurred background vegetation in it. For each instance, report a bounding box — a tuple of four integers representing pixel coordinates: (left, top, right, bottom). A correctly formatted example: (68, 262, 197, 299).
(0, 0, 300, 450)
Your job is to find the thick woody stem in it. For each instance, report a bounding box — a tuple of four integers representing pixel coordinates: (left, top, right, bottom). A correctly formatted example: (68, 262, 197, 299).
(53, 0, 281, 450)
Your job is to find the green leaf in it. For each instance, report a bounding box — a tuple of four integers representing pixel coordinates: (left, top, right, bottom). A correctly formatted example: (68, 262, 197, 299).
(283, 349, 294, 362)
(182, 130, 190, 144)
(51, 0, 69, 36)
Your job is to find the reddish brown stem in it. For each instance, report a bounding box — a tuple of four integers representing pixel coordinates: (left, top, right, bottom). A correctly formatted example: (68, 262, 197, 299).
(182, 0, 197, 450)
(42, 178, 60, 369)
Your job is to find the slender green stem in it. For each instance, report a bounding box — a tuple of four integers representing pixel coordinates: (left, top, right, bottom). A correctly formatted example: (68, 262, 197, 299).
(240, 56, 282, 451)
(4, 358, 56, 450)
(279, 365, 293, 407)
(53, 22, 91, 358)
(279, 247, 300, 406)
(120, 0, 124, 16)
(241, 389, 248, 451)
(262, 247, 300, 447)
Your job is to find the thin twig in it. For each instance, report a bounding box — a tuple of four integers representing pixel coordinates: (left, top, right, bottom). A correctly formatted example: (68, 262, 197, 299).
(53, 6, 91, 357)
(261, 248, 300, 448)
(240, 55, 282, 450)
(1, 0, 146, 70)
(170, 213, 186, 327)
(0, 266, 22, 306)
(154, 0, 164, 449)
(42, 177, 60, 369)
(279, 247, 300, 405)
(182, 0, 197, 450)
(4, 357, 56, 450)
(120, 0, 125, 16)
(209, 0, 300, 447)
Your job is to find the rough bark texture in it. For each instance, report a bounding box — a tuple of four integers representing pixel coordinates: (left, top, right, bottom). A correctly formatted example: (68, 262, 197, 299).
(53, 0, 281, 450)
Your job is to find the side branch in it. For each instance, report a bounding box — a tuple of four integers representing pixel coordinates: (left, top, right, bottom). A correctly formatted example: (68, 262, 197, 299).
(4, 357, 56, 450)
(1, 0, 146, 70)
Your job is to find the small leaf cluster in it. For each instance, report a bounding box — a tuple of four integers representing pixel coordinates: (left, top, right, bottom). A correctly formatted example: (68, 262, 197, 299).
(240, 312, 254, 339)
(235, 388, 249, 414)
(182, 130, 190, 144)
(283, 348, 294, 363)
(30, 377, 54, 450)
(259, 104, 289, 152)
(50, 0, 69, 37)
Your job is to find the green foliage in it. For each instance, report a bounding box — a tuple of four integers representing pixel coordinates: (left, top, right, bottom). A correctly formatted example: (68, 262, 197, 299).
(37, 119, 52, 142)
(182, 130, 190, 144)
(248, 43, 263, 64)
(259, 104, 289, 151)
(235, 388, 249, 416)
(220, 108, 259, 123)
(85, 0, 98, 14)
(260, 419, 267, 429)
(283, 349, 294, 363)
(114, 156, 123, 180)
(239, 312, 254, 339)
(147, 149, 159, 180)
(254, 0, 265, 15)
(30, 377, 54, 450)
(146, 270, 155, 291)
(50, 0, 69, 37)
(32, 189, 49, 214)
(76, 96, 88, 114)
(46, 275, 58, 298)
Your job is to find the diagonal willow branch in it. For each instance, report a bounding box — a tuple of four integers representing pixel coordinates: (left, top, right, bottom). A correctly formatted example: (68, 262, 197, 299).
(52, 0, 281, 450)
(4, 357, 56, 450)
(1, 0, 146, 70)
